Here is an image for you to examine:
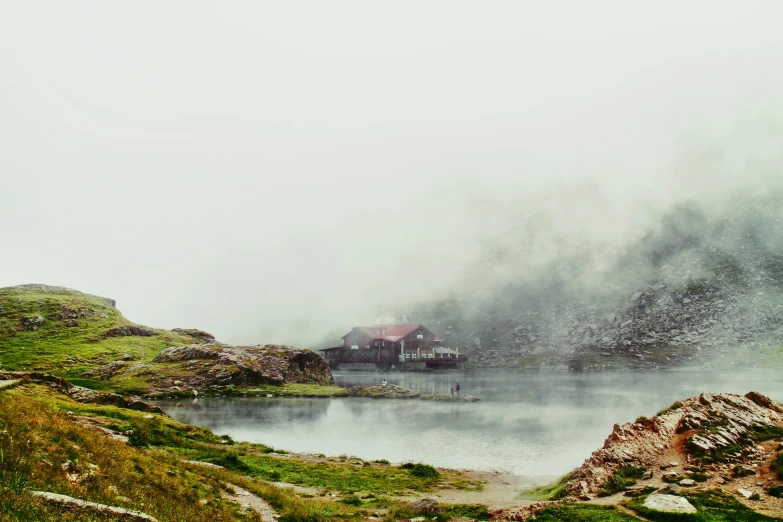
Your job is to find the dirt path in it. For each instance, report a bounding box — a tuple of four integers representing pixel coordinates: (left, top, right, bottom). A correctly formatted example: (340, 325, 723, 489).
(0, 379, 20, 390)
(396, 470, 554, 509)
(222, 483, 279, 521)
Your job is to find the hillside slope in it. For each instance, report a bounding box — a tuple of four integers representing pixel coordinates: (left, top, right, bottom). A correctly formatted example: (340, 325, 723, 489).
(0, 284, 332, 395)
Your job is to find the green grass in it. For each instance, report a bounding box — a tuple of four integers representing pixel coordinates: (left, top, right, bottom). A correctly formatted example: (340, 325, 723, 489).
(598, 466, 647, 497)
(176, 450, 473, 494)
(657, 401, 683, 416)
(0, 287, 202, 382)
(1, 381, 485, 521)
(518, 475, 571, 500)
(747, 425, 783, 442)
(533, 504, 637, 521)
(441, 503, 490, 521)
(0, 385, 260, 522)
(226, 383, 349, 398)
(772, 452, 783, 480)
(400, 462, 440, 478)
(631, 489, 781, 521)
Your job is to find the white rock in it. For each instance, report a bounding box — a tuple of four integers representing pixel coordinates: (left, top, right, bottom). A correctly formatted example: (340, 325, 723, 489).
(679, 479, 695, 487)
(643, 494, 697, 514)
(737, 488, 753, 499)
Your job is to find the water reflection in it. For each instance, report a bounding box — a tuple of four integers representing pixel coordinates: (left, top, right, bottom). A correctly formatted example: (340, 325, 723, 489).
(153, 369, 783, 477)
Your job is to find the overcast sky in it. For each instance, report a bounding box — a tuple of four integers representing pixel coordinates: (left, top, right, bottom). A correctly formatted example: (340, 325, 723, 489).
(2, 1, 783, 345)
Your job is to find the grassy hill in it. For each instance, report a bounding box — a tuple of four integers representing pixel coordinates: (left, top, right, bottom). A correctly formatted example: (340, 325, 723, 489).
(0, 284, 204, 391)
(0, 379, 485, 522)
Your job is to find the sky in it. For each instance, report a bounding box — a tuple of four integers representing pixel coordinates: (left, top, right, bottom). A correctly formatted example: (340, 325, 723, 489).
(2, 1, 783, 346)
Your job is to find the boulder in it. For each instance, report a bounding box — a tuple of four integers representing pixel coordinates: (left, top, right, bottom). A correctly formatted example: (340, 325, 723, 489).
(643, 494, 697, 514)
(409, 497, 440, 515)
(103, 326, 157, 338)
(31, 491, 158, 521)
(151, 344, 334, 388)
(21, 315, 45, 331)
(69, 386, 166, 415)
(172, 328, 216, 343)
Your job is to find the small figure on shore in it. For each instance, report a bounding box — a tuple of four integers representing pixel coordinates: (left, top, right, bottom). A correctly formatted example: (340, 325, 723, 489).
(381, 379, 387, 387)
(450, 387, 454, 397)
(455, 382, 461, 398)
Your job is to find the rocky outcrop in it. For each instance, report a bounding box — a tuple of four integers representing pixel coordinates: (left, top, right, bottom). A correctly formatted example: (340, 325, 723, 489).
(82, 360, 131, 380)
(349, 384, 420, 399)
(0, 371, 165, 414)
(409, 497, 440, 515)
(402, 200, 783, 371)
(20, 315, 45, 330)
(0, 371, 72, 394)
(69, 386, 167, 415)
(31, 491, 158, 521)
(562, 392, 783, 499)
(149, 344, 334, 389)
(172, 328, 215, 343)
(103, 325, 157, 338)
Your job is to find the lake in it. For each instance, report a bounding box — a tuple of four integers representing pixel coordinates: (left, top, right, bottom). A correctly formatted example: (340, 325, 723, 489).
(154, 369, 783, 479)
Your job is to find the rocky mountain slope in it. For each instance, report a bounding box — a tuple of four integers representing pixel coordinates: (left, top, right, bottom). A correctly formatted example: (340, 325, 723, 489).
(0, 284, 333, 395)
(395, 195, 783, 370)
(494, 391, 783, 521)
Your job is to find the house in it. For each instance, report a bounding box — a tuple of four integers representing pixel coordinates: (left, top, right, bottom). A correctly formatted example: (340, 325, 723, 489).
(319, 324, 466, 369)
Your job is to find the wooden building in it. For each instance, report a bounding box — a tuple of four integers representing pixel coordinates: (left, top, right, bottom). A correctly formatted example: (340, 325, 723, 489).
(319, 324, 466, 369)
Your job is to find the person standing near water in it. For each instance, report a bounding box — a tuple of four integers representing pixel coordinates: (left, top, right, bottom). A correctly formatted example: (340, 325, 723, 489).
(455, 382, 461, 398)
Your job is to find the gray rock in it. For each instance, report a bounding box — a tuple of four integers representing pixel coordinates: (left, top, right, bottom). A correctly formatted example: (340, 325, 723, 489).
(643, 494, 697, 514)
(679, 479, 695, 487)
(21, 315, 45, 331)
(410, 497, 440, 515)
(31, 491, 158, 521)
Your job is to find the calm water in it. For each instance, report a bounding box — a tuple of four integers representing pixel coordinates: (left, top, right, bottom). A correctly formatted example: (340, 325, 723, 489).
(154, 369, 783, 478)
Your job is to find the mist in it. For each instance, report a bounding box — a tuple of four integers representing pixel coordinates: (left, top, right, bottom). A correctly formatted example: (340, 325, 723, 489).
(2, 1, 783, 348)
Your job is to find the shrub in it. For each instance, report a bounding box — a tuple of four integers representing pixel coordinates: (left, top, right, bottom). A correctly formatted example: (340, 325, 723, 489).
(732, 465, 755, 477)
(772, 453, 783, 480)
(635, 416, 649, 424)
(690, 472, 710, 482)
(657, 401, 682, 416)
(768, 485, 783, 498)
(401, 463, 440, 478)
(598, 466, 647, 497)
(341, 494, 362, 506)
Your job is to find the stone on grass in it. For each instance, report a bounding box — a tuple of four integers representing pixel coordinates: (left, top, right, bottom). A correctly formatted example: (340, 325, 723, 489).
(410, 497, 440, 515)
(643, 494, 697, 514)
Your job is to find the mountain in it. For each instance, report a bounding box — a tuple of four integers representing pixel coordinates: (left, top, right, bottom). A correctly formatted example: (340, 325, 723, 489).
(392, 192, 783, 370)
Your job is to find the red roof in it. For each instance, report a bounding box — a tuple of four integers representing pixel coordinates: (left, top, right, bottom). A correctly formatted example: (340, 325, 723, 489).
(341, 323, 426, 342)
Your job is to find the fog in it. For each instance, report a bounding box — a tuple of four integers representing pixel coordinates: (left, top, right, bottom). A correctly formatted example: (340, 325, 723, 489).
(2, 2, 783, 346)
